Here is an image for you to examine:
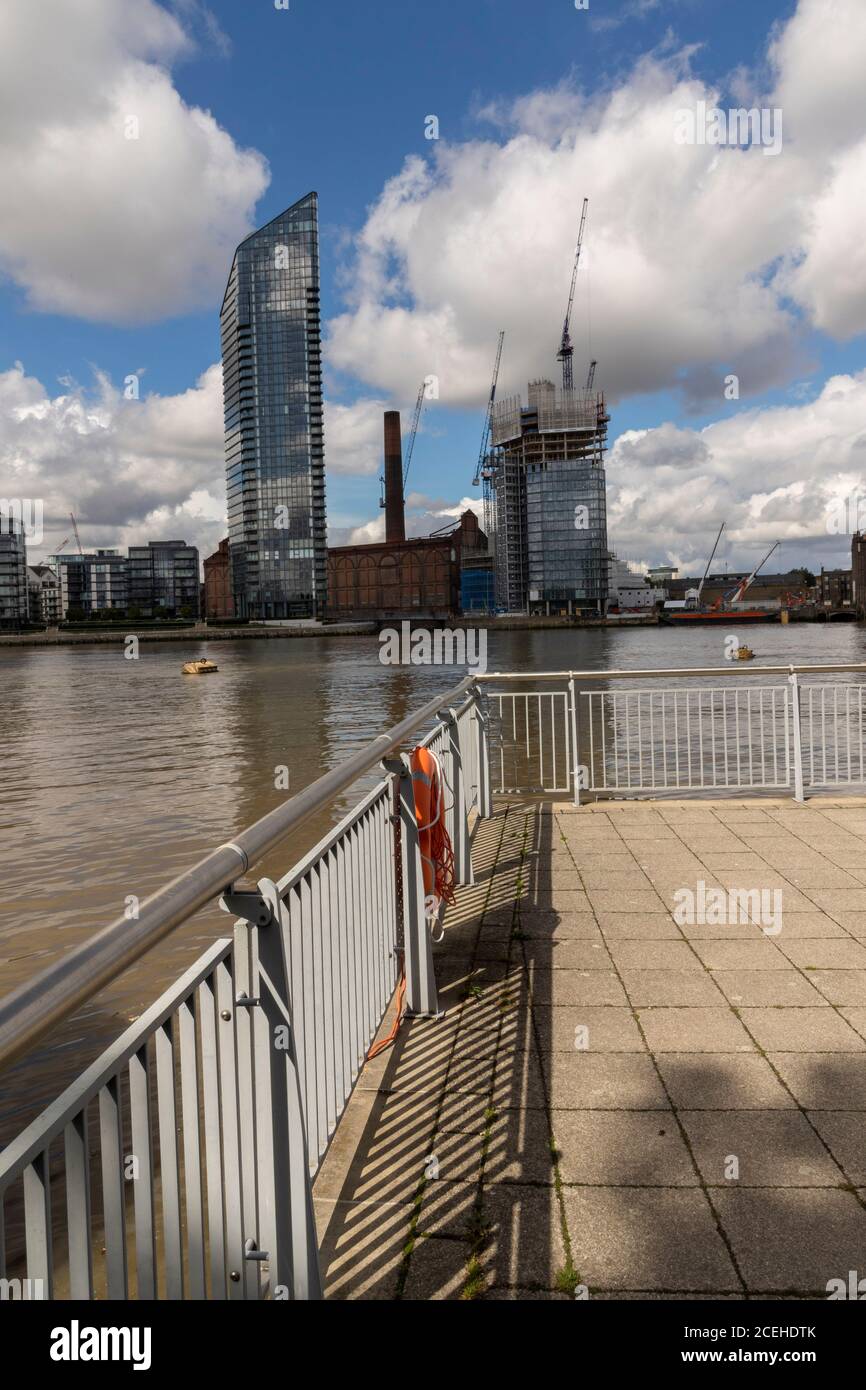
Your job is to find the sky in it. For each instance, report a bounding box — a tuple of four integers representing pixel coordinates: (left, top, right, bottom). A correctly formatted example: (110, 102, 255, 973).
(2, 0, 866, 577)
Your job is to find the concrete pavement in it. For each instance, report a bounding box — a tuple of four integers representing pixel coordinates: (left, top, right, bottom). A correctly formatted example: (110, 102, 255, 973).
(314, 798, 866, 1299)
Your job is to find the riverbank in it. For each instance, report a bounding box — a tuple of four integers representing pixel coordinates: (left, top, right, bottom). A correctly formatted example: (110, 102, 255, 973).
(0, 613, 658, 647)
(0, 621, 377, 647)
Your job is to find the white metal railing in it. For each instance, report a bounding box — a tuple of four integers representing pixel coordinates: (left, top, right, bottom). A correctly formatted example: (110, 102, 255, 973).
(0, 680, 490, 1302)
(488, 691, 572, 793)
(479, 664, 866, 803)
(800, 685, 866, 788)
(583, 686, 791, 794)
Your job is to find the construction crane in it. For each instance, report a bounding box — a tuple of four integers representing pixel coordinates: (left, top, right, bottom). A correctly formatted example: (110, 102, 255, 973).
(695, 522, 725, 607)
(403, 381, 425, 490)
(69, 512, 84, 558)
(586, 359, 597, 391)
(472, 330, 505, 487)
(379, 381, 426, 508)
(557, 197, 588, 393)
(721, 540, 781, 608)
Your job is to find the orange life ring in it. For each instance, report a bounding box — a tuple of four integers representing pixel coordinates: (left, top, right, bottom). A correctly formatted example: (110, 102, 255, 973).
(409, 745, 456, 912)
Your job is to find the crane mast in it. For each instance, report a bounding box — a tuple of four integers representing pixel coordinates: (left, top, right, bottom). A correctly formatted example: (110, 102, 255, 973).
(696, 522, 725, 605)
(402, 381, 425, 490)
(69, 512, 84, 558)
(557, 197, 588, 393)
(472, 330, 505, 487)
(379, 381, 425, 507)
(730, 541, 780, 605)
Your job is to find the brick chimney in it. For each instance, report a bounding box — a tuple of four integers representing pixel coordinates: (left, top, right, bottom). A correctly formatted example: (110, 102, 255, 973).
(383, 410, 405, 544)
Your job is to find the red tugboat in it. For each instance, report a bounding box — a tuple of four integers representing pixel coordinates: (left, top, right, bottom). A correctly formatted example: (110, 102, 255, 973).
(663, 526, 781, 624)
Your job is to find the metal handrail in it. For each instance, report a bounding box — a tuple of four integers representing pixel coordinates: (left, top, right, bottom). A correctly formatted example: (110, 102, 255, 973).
(478, 664, 866, 681)
(0, 674, 477, 1070)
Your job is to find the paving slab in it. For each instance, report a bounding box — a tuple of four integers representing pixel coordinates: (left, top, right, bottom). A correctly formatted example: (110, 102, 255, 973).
(562, 1188, 741, 1292)
(679, 1110, 846, 1186)
(555, 1110, 697, 1185)
(712, 970, 826, 1006)
(711, 1189, 866, 1293)
(741, 1007, 866, 1052)
(656, 1054, 796, 1110)
(638, 1006, 755, 1053)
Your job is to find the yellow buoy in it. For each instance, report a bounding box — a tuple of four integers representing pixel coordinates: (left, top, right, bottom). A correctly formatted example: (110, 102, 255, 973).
(182, 658, 219, 674)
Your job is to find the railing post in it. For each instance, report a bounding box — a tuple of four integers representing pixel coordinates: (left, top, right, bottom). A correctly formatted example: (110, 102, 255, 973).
(233, 880, 324, 1301)
(788, 671, 805, 802)
(473, 689, 492, 819)
(386, 756, 440, 1017)
(446, 707, 474, 887)
(568, 675, 581, 806)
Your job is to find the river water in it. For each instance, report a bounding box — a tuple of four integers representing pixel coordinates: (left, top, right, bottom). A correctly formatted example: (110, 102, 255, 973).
(2, 620, 865, 1130)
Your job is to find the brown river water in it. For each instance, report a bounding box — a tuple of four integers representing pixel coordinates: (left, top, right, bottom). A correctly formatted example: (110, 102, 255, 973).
(2, 621, 866, 1137)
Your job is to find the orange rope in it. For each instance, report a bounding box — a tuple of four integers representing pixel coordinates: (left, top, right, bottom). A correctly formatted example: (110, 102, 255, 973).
(366, 963, 406, 1060)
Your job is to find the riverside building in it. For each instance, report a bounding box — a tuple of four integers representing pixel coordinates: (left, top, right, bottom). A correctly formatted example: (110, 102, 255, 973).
(221, 193, 326, 621)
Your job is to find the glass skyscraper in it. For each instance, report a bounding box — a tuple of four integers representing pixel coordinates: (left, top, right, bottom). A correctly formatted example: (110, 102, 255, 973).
(221, 193, 326, 620)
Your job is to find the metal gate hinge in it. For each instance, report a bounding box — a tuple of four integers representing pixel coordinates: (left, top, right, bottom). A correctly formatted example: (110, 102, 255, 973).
(220, 890, 274, 927)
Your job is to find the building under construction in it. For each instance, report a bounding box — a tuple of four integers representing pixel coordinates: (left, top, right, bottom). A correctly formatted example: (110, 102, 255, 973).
(473, 197, 610, 615)
(487, 378, 610, 614)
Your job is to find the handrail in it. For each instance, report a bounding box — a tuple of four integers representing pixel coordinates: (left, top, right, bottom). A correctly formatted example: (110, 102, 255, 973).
(477, 664, 866, 681)
(0, 674, 477, 1071)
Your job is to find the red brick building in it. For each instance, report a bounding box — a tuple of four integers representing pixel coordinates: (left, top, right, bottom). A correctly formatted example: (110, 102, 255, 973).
(203, 537, 234, 620)
(328, 511, 486, 620)
(327, 411, 488, 621)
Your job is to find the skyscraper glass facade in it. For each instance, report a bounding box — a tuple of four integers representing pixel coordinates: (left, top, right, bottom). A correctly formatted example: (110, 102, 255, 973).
(221, 193, 326, 620)
(525, 460, 608, 610)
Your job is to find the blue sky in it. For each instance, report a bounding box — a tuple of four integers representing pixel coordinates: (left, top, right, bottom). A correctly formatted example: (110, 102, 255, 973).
(2, 0, 865, 573)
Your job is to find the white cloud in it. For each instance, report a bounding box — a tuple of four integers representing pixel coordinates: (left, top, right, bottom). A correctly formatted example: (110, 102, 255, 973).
(607, 371, 866, 572)
(328, 0, 866, 412)
(324, 397, 390, 476)
(329, 493, 483, 548)
(0, 360, 227, 559)
(0, 0, 268, 323)
(0, 359, 407, 563)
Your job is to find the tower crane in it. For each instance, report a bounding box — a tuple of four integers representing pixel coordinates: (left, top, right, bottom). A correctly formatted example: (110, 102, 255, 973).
(557, 197, 588, 393)
(403, 381, 425, 490)
(586, 359, 597, 391)
(472, 330, 505, 488)
(69, 512, 84, 558)
(379, 381, 426, 508)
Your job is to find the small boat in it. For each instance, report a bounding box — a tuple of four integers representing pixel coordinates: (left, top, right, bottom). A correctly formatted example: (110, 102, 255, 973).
(735, 645, 755, 661)
(182, 658, 219, 675)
